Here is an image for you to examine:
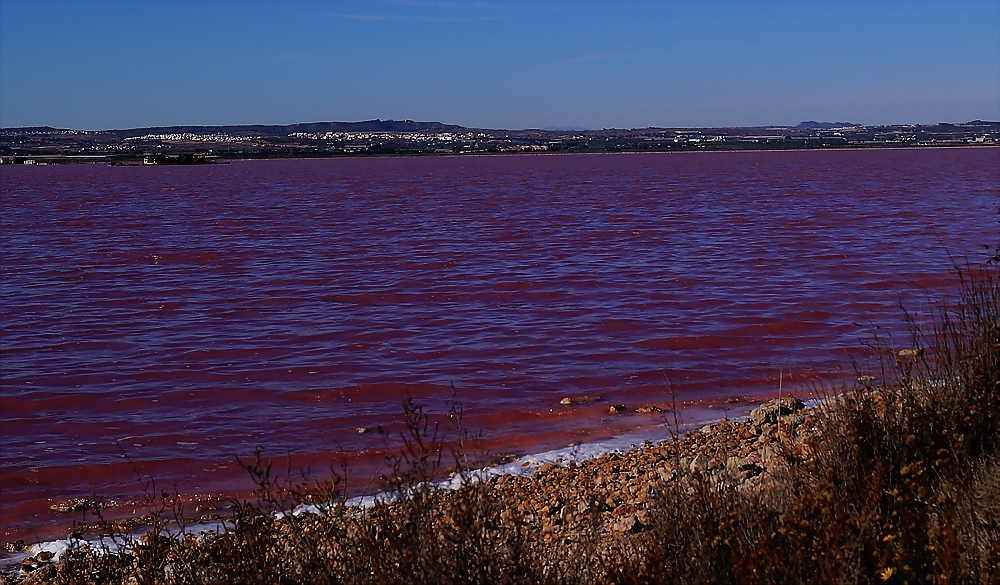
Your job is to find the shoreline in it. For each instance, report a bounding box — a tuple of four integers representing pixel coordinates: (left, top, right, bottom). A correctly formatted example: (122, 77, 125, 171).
(2, 142, 998, 167)
(5, 319, 998, 582)
(0, 394, 814, 572)
(0, 387, 800, 549)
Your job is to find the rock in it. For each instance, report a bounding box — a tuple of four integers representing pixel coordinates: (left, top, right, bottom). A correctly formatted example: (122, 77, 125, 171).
(760, 446, 782, 467)
(355, 427, 368, 433)
(635, 405, 663, 414)
(749, 397, 804, 427)
(738, 461, 764, 479)
(21, 563, 57, 584)
(781, 413, 806, 429)
(689, 454, 709, 473)
(500, 508, 513, 523)
(608, 405, 628, 414)
(725, 456, 748, 471)
(612, 513, 643, 533)
(4, 539, 26, 553)
(898, 348, 923, 357)
(563, 395, 602, 405)
(33, 551, 54, 562)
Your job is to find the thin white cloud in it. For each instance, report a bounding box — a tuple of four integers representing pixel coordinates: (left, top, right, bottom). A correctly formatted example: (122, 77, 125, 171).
(326, 12, 501, 22)
(386, 0, 503, 9)
(526, 54, 626, 72)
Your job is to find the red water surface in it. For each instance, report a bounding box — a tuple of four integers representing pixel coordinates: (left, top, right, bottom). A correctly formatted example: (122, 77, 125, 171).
(1, 148, 998, 544)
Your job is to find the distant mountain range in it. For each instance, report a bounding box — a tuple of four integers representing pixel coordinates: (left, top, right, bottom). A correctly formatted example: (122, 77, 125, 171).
(795, 121, 861, 129)
(8, 119, 998, 135)
(5, 119, 471, 137)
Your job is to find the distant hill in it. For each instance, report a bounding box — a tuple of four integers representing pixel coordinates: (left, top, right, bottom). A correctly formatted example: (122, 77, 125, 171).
(3, 120, 997, 162)
(795, 121, 860, 129)
(0, 126, 69, 133)
(99, 119, 472, 138)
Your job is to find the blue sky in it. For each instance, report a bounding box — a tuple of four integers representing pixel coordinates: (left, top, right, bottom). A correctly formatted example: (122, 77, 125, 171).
(1, 0, 997, 130)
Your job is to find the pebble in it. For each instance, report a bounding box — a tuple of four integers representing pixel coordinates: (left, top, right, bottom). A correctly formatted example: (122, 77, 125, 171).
(749, 397, 804, 427)
(612, 514, 642, 533)
(561, 395, 602, 406)
(689, 454, 709, 473)
(20, 563, 57, 584)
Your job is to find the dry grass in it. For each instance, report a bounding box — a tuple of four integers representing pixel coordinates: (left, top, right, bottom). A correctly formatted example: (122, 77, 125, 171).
(7, 262, 998, 585)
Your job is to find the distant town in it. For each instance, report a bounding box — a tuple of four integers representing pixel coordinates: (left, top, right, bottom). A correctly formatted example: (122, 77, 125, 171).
(1, 119, 997, 164)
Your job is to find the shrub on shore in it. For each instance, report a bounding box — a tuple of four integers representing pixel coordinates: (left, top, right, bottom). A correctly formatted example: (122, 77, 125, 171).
(7, 262, 998, 585)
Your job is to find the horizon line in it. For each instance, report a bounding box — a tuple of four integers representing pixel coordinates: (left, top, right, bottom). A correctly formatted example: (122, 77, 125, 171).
(3, 119, 999, 133)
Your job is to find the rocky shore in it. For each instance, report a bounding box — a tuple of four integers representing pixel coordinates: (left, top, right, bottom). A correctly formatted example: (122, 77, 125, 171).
(2, 396, 820, 584)
(472, 396, 812, 542)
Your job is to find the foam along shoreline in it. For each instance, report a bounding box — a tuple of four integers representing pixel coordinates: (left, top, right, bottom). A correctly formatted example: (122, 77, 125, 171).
(3, 395, 818, 574)
(0, 423, 690, 570)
